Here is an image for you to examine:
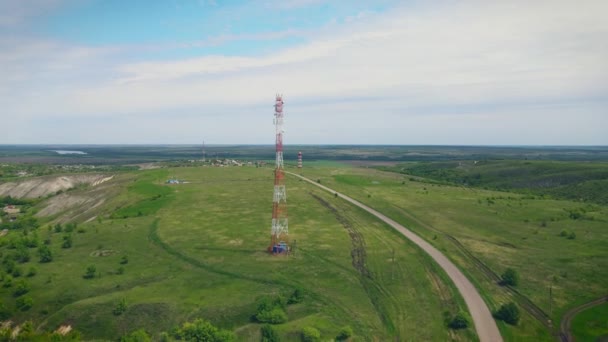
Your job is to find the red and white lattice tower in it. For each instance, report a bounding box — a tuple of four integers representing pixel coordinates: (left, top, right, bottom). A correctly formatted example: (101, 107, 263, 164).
(269, 94, 289, 254)
(297, 151, 302, 169)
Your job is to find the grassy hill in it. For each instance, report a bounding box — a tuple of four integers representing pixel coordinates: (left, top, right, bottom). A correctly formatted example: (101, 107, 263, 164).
(0, 166, 475, 341)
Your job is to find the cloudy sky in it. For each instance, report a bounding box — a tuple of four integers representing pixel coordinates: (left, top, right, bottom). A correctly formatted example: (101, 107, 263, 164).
(1, 0, 607, 145)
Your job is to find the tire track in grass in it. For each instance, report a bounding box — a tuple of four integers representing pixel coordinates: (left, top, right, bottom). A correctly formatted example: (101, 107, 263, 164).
(289, 171, 502, 342)
(309, 193, 396, 335)
(560, 295, 608, 342)
(148, 219, 369, 334)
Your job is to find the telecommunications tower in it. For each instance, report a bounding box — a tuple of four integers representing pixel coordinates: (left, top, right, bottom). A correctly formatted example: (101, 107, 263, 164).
(297, 151, 302, 169)
(269, 94, 289, 254)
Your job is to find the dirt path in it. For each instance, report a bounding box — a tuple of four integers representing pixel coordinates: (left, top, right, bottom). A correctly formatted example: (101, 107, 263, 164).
(288, 172, 503, 342)
(559, 295, 608, 342)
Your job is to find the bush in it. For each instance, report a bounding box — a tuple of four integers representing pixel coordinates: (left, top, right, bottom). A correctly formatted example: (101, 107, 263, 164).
(121, 329, 151, 342)
(38, 245, 52, 263)
(2, 275, 12, 288)
(494, 302, 520, 325)
(256, 307, 287, 324)
(567, 232, 576, 240)
(14, 246, 30, 263)
(62, 235, 73, 249)
(174, 318, 235, 341)
(448, 312, 469, 330)
(83, 265, 96, 279)
(336, 326, 353, 340)
(27, 267, 36, 277)
(120, 255, 129, 265)
(501, 268, 519, 286)
(288, 287, 304, 304)
(261, 324, 280, 342)
(13, 279, 30, 297)
(16, 295, 33, 311)
(113, 298, 128, 316)
(301, 327, 320, 342)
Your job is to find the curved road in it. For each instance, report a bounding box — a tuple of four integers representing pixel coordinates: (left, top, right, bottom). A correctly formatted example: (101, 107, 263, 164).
(289, 172, 502, 342)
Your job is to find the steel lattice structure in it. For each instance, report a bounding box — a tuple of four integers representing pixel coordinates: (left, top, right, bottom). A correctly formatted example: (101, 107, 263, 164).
(270, 94, 288, 253)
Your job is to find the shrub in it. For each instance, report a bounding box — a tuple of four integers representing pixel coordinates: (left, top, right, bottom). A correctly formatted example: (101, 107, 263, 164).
(27, 267, 36, 277)
(120, 255, 129, 265)
(83, 265, 96, 279)
(16, 295, 33, 311)
(261, 324, 280, 342)
(120, 329, 151, 342)
(494, 302, 520, 325)
(174, 318, 235, 341)
(113, 298, 128, 316)
(559, 229, 568, 237)
(53, 224, 62, 233)
(288, 287, 304, 304)
(62, 235, 73, 249)
(13, 279, 30, 297)
(567, 232, 576, 240)
(14, 246, 30, 263)
(501, 268, 519, 286)
(301, 327, 320, 342)
(336, 326, 353, 340)
(256, 308, 287, 324)
(38, 245, 52, 263)
(2, 275, 12, 288)
(448, 312, 469, 330)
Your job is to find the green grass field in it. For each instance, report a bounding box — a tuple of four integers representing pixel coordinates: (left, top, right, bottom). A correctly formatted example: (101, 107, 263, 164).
(571, 303, 608, 342)
(0, 165, 477, 340)
(299, 162, 608, 341)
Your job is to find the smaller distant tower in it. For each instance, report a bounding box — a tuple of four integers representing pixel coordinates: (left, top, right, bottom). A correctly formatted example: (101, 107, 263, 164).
(297, 151, 302, 169)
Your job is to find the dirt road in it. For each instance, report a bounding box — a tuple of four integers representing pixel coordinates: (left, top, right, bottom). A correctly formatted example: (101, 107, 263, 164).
(559, 295, 608, 342)
(289, 172, 502, 342)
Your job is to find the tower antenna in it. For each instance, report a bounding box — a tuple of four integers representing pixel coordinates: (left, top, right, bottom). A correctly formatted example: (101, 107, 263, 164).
(269, 94, 288, 254)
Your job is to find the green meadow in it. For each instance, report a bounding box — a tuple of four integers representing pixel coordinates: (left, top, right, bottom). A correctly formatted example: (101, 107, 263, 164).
(300, 162, 608, 341)
(0, 165, 476, 341)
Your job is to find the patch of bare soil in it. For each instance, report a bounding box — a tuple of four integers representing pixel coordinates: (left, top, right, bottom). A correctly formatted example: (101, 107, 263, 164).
(0, 174, 112, 199)
(55, 325, 72, 335)
(90, 249, 116, 257)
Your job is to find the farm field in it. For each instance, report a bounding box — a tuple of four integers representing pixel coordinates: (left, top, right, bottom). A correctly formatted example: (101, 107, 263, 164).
(300, 161, 608, 341)
(0, 165, 475, 340)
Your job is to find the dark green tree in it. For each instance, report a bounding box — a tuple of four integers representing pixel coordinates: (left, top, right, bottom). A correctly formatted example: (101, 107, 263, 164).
(38, 245, 53, 263)
(501, 268, 519, 286)
(261, 324, 280, 342)
(301, 327, 320, 342)
(448, 312, 469, 329)
(495, 302, 520, 325)
(61, 235, 73, 249)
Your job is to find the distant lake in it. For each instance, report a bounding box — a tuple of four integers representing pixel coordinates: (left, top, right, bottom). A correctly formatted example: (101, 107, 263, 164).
(51, 150, 88, 155)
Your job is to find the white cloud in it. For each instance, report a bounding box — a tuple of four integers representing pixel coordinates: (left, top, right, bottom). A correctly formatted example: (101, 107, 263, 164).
(1, 0, 607, 144)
